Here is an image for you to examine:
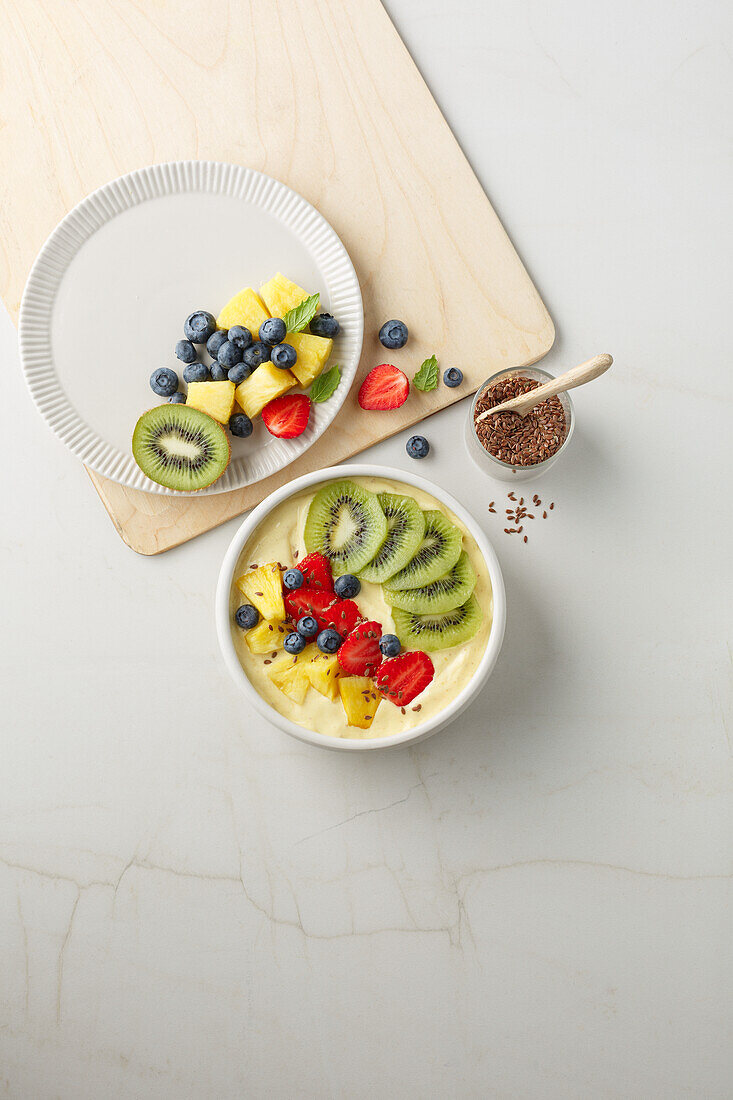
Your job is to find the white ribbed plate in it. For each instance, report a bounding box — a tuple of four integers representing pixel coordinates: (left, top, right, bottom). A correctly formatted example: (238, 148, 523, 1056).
(19, 162, 363, 495)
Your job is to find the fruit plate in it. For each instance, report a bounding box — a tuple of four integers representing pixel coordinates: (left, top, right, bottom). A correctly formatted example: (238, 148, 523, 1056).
(18, 161, 363, 496)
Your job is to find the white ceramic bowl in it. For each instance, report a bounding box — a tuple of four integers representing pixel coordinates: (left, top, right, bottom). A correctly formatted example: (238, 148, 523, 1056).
(216, 464, 506, 751)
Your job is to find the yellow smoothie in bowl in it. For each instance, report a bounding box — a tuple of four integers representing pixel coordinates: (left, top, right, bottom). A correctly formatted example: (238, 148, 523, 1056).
(225, 473, 496, 743)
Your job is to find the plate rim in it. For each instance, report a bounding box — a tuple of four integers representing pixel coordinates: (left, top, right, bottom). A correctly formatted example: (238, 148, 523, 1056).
(18, 160, 364, 496)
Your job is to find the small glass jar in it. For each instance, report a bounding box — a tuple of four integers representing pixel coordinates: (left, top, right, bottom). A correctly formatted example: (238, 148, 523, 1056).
(465, 366, 574, 483)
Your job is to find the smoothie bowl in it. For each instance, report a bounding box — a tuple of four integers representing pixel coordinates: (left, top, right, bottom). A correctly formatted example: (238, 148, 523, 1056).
(216, 465, 506, 751)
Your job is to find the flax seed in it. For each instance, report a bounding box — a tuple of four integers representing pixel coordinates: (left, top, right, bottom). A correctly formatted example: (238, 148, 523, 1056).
(524, 535, 528, 543)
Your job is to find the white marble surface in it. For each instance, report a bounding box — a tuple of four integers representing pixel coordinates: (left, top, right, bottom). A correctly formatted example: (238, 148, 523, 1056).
(1, 1, 731, 1096)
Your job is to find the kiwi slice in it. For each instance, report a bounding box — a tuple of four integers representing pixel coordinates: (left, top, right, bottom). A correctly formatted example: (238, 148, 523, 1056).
(391, 594, 483, 652)
(386, 509, 463, 590)
(384, 550, 477, 614)
(304, 479, 388, 575)
(132, 405, 230, 491)
(358, 493, 426, 583)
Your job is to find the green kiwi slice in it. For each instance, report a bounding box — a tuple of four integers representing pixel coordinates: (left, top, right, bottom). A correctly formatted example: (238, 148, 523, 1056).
(357, 493, 426, 583)
(384, 550, 477, 614)
(391, 595, 483, 652)
(132, 405, 230, 491)
(385, 509, 463, 590)
(304, 479, 388, 575)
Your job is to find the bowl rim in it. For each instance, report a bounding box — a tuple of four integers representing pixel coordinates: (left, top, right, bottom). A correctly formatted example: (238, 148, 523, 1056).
(215, 463, 506, 751)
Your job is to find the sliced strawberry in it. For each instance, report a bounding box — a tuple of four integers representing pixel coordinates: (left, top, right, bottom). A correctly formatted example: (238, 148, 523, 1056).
(357, 364, 409, 410)
(283, 589, 360, 635)
(283, 587, 335, 630)
(337, 620, 384, 677)
(374, 651, 434, 706)
(297, 552, 334, 592)
(262, 394, 311, 438)
(327, 599, 361, 636)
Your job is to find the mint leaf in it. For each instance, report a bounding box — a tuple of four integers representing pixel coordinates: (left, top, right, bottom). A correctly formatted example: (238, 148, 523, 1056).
(282, 293, 320, 334)
(413, 354, 439, 392)
(309, 365, 341, 403)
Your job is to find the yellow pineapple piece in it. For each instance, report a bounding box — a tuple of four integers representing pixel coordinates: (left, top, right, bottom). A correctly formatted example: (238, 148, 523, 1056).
(259, 273, 309, 318)
(245, 618, 288, 654)
(268, 656, 309, 704)
(299, 644, 340, 701)
(217, 287, 270, 335)
(235, 562, 285, 621)
(185, 381, 235, 424)
(285, 332, 334, 387)
(339, 677, 381, 730)
(235, 361, 296, 420)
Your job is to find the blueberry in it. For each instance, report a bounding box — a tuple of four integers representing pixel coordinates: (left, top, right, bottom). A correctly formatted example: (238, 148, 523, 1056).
(150, 367, 179, 397)
(379, 634, 401, 658)
(379, 319, 408, 349)
(334, 573, 360, 599)
(184, 311, 217, 344)
(406, 434, 430, 459)
(317, 628, 343, 654)
(228, 362, 250, 385)
(243, 342, 270, 369)
(296, 615, 319, 639)
(183, 362, 208, 384)
(168, 392, 186, 404)
(444, 367, 463, 387)
(217, 340, 243, 368)
(259, 318, 287, 346)
(175, 339, 198, 364)
(210, 362, 229, 382)
(283, 631, 306, 655)
(206, 329, 229, 358)
(283, 568, 304, 590)
(235, 604, 259, 630)
(228, 325, 252, 350)
(310, 313, 340, 339)
(270, 343, 297, 369)
(229, 413, 253, 438)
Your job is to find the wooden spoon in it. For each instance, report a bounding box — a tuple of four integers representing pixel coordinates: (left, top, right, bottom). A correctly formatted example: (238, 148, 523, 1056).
(475, 353, 613, 422)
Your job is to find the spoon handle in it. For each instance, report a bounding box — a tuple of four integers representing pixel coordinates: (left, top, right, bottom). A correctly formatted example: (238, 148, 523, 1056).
(477, 353, 613, 420)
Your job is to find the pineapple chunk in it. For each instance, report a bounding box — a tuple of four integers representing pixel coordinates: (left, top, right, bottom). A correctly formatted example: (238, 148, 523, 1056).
(235, 361, 296, 420)
(185, 381, 235, 424)
(285, 332, 334, 387)
(245, 618, 288, 654)
(259, 273, 309, 318)
(268, 656, 309, 704)
(217, 287, 270, 335)
(300, 644, 340, 701)
(235, 562, 285, 621)
(339, 677, 381, 730)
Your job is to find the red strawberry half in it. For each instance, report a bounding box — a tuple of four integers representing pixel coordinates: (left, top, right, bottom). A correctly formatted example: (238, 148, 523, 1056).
(297, 552, 333, 591)
(284, 587, 336, 630)
(337, 620, 384, 677)
(326, 599, 361, 636)
(284, 588, 361, 635)
(262, 394, 311, 438)
(358, 364, 409, 410)
(374, 651, 434, 706)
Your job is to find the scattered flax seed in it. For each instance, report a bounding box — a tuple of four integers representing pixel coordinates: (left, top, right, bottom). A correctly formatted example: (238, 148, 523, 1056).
(401, 707, 406, 715)
(263, 659, 271, 665)
(412, 705, 422, 712)
(550, 502, 555, 510)
(543, 511, 548, 519)
(271, 651, 277, 658)
(524, 535, 528, 543)
(508, 492, 516, 500)
(490, 490, 557, 539)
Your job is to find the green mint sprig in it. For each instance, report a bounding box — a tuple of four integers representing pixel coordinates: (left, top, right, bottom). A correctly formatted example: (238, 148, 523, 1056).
(309, 365, 341, 403)
(282, 293, 320, 333)
(413, 354, 439, 392)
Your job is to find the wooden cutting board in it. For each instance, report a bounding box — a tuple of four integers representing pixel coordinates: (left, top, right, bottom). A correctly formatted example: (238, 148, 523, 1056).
(0, 0, 553, 554)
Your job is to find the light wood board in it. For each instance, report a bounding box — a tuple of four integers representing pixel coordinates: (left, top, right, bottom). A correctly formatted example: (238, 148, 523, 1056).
(0, 0, 554, 554)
